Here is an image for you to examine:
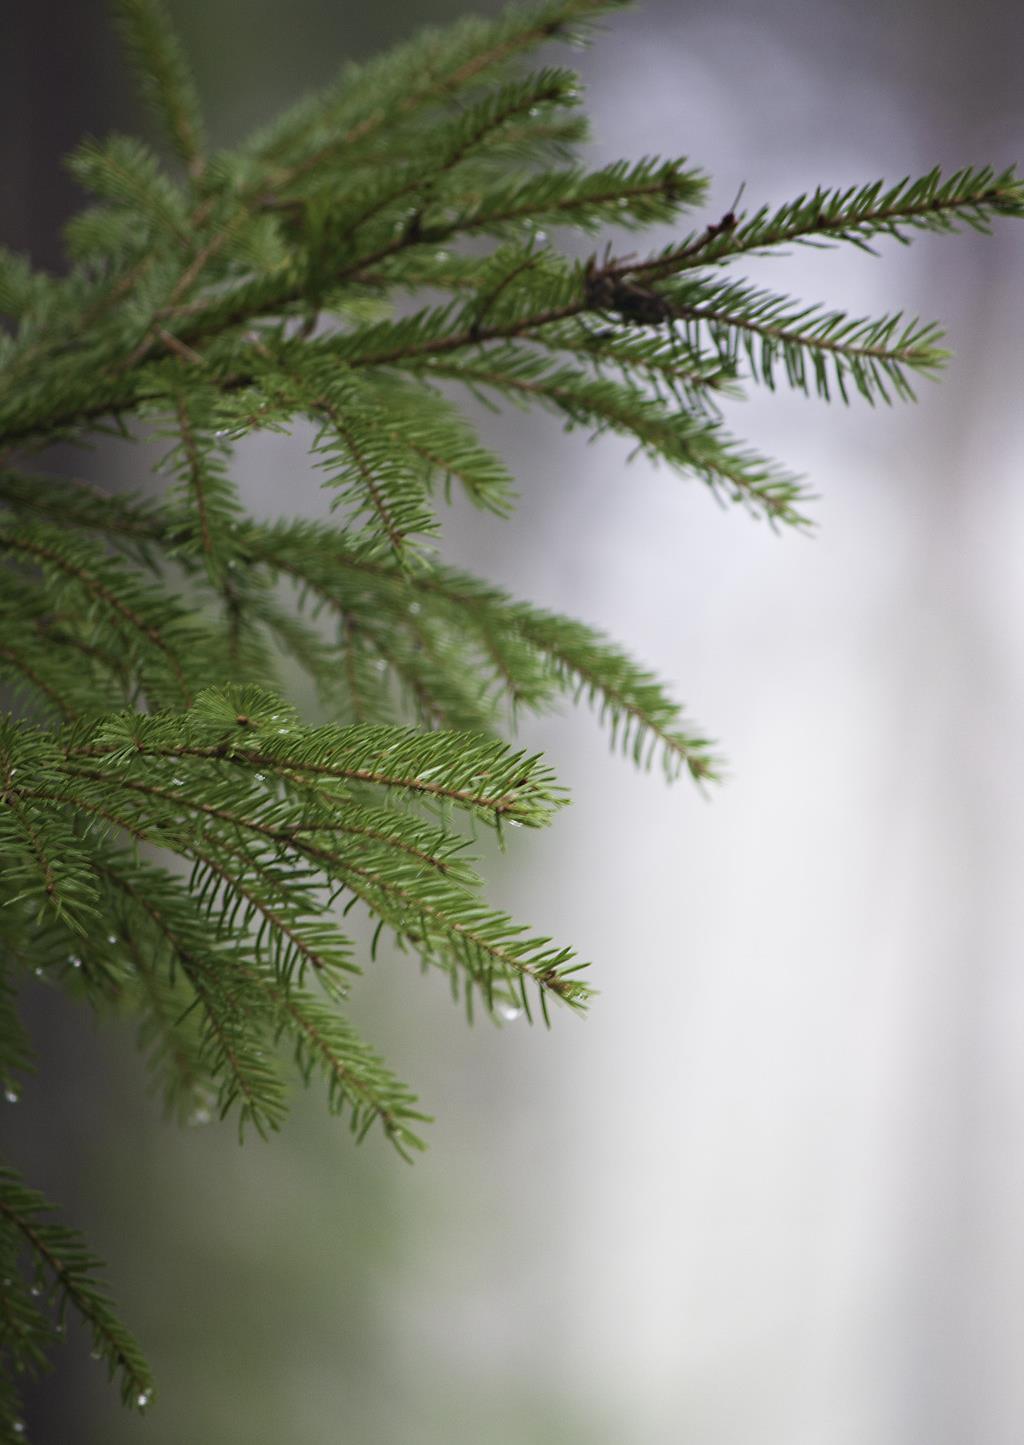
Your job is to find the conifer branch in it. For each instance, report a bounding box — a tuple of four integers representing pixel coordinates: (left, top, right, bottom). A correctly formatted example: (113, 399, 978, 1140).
(417, 349, 809, 523)
(0, 1167, 154, 1410)
(66, 135, 192, 243)
(0, 524, 196, 706)
(641, 164, 1024, 271)
(451, 156, 708, 235)
(658, 276, 947, 402)
(104, 857, 291, 1139)
(113, 0, 207, 179)
(256, 0, 627, 192)
(0, 642, 79, 722)
(1, 0, 1019, 1420)
(62, 700, 566, 827)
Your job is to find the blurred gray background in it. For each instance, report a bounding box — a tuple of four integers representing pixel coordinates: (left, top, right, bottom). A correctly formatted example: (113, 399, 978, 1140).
(3, 0, 1023, 1441)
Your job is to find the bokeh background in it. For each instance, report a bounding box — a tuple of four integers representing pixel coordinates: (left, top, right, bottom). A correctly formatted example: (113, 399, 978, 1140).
(4, 0, 1024, 1440)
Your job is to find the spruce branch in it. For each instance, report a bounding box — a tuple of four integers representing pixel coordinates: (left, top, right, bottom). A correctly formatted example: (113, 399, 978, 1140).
(622, 163, 1024, 273)
(657, 274, 947, 403)
(65, 135, 192, 244)
(415, 347, 810, 524)
(252, 0, 628, 191)
(0, 1166, 154, 1412)
(0, 0, 1019, 1423)
(449, 155, 708, 235)
(62, 687, 568, 828)
(0, 521, 199, 708)
(113, 0, 207, 179)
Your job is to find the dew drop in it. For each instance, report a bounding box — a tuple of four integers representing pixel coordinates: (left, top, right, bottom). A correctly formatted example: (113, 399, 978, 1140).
(277, 727, 290, 734)
(507, 819, 523, 829)
(188, 1083, 216, 1127)
(215, 428, 229, 438)
(4, 1087, 20, 1104)
(497, 1003, 523, 1023)
(33, 967, 43, 978)
(528, 106, 541, 117)
(172, 777, 185, 786)
(91, 1349, 103, 1361)
(107, 934, 118, 945)
(29, 1284, 40, 1298)
(67, 955, 82, 969)
(136, 1389, 152, 1410)
(408, 602, 421, 615)
(374, 659, 388, 673)
(12, 1422, 24, 1436)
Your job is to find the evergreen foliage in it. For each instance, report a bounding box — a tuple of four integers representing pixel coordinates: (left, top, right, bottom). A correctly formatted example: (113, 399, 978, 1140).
(0, 0, 1020, 1429)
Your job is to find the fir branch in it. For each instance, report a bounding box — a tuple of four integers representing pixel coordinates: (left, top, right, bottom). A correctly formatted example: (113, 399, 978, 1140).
(416, 347, 810, 524)
(65, 134, 192, 243)
(257, 977, 428, 1156)
(313, 393, 432, 561)
(244, 521, 718, 776)
(2, 168, 1015, 449)
(0, 638, 80, 722)
(452, 155, 708, 235)
(426, 577, 720, 780)
(156, 394, 245, 581)
(63, 689, 567, 828)
(625, 164, 1024, 272)
(0, 522, 197, 707)
(0, 721, 103, 932)
(1, 0, 1021, 1419)
(253, 0, 627, 191)
(174, 397, 213, 555)
(0, 470, 165, 556)
(120, 922, 212, 1124)
(113, 0, 207, 178)
(532, 319, 737, 413)
(659, 275, 947, 402)
(332, 844, 589, 1018)
(0, 1166, 154, 1410)
(363, 375, 517, 517)
(187, 841, 355, 987)
(0, 563, 140, 716)
(104, 855, 290, 1139)
(311, 67, 582, 248)
(0, 249, 52, 322)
